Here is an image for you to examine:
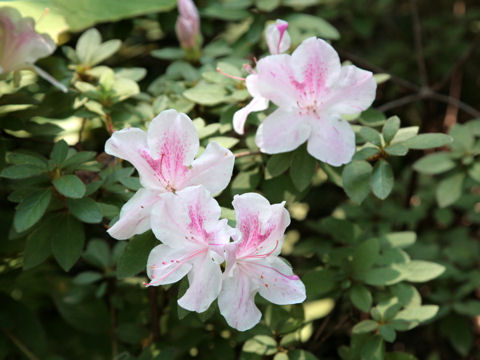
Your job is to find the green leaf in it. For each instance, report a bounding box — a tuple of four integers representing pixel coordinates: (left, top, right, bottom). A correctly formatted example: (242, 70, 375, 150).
(55, 298, 109, 334)
(395, 260, 445, 282)
(358, 109, 386, 127)
(353, 238, 380, 274)
(67, 197, 102, 223)
(382, 116, 401, 143)
(394, 305, 438, 327)
(449, 124, 474, 153)
(62, 151, 96, 170)
(51, 215, 85, 271)
(53, 175, 86, 199)
(151, 47, 184, 60)
(183, 83, 227, 105)
(208, 136, 239, 149)
(0, 164, 46, 179)
(303, 269, 336, 299)
(453, 300, 480, 316)
(117, 232, 158, 278)
(290, 148, 317, 191)
(403, 133, 453, 149)
(384, 232, 416, 248)
(370, 160, 394, 200)
(289, 350, 318, 360)
(390, 126, 419, 145)
(342, 160, 372, 204)
(358, 266, 404, 286)
(231, 167, 261, 196)
(384, 144, 408, 156)
(265, 153, 293, 179)
(353, 320, 378, 334)
(413, 153, 456, 175)
(73, 271, 103, 285)
(379, 324, 396, 343)
(14, 188, 52, 232)
(243, 335, 277, 356)
(350, 284, 373, 312)
(385, 352, 418, 360)
(50, 140, 69, 165)
(10, 0, 176, 42)
(359, 127, 382, 147)
(285, 13, 340, 41)
(83, 239, 111, 269)
(436, 172, 465, 207)
(390, 283, 421, 308)
(23, 218, 54, 270)
(6, 152, 47, 167)
(361, 335, 384, 360)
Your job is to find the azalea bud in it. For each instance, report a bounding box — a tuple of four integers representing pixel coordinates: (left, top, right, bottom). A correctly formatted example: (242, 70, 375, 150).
(175, 0, 200, 49)
(265, 19, 291, 55)
(0, 6, 67, 92)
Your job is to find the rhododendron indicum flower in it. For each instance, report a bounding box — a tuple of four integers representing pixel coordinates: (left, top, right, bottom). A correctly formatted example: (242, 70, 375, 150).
(236, 37, 377, 166)
(0, 7, 67, 92)
(232, 19, 291, 135)
(104, 109, 234, 240)
(218, 193, 306, 331)
(175, 0, 200, 49)
(265, 19, 291, 55)
(146, 185, 234, 312)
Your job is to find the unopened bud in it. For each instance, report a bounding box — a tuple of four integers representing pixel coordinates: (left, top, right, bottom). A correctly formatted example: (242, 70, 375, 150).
(265, 19, 291, 55)
(175, 0, 200, 49)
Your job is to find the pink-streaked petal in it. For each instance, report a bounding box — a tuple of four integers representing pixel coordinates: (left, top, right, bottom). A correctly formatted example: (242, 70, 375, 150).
(290, 37, 341, 91)
(105, 128, 167, 191)
(146, 244, 192, 286)
(233, 96, 269, 135)
(150, 185, 225, 249)
(177, 251, 223, 312)
(107, 188, 161, 240)
(256, 54, 299, 109)
(255, 109, 311, 154)
(232, 192, 290, 259)
(306, 116, 355, 167)
(255, 257, 306, 305)
(183, 141, 234, 195)
(325, 65, 377, 115)
(266, 19, 291, 55)
(218, 266, 262, 331)
(147, 109, 199, 165)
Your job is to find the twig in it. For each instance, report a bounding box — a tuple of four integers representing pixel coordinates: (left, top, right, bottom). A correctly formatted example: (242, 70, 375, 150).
(148, 287, 160, 342)
(410, 0, 429, 86)
(377, 88, 480, 118)
(2, 329, 40, 360)
(443, 68, 463, 129)
(432, 34, 480, 91)
(234, 150, 262, 158)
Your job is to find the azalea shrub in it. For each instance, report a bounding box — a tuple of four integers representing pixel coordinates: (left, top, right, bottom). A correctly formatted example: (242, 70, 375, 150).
(1, 1, 480, 359)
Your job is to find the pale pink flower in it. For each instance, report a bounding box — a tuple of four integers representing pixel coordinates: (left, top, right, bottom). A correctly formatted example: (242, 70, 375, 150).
(146, 186, 234, 312)
(0, 7, 67, 92)
(266, 19, 291, 55)
(218, 193, 306, 331)
(104, 109, 234, 240)
(235, 37, 377, 166)
(175, 0, 200, 49)
(232, 19, 291, 135)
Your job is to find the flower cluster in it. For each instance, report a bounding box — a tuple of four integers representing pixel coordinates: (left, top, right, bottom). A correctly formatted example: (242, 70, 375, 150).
(0, 6, 67, 92)
(234, 20, 377, 166)
(106, 109, 306, 331)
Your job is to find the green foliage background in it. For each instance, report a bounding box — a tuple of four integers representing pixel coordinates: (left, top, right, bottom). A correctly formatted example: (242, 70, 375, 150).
(1, 0, 480, 359)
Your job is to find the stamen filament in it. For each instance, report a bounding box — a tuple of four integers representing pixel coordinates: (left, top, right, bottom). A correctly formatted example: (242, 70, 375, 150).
(216, 67, 246, 81)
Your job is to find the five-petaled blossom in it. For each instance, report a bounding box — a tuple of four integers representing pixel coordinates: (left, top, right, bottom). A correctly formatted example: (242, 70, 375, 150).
(146, 186, 234, 312)
(235, 37, 377, 166)
(233, 19, 291, 135)
(218, 193, 306, 331)
(0, 7, 67, 92)
(175, 0, 200, 49)
(104, 109, 234, 240)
